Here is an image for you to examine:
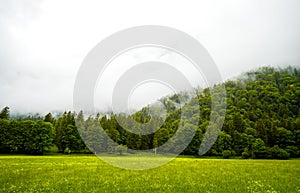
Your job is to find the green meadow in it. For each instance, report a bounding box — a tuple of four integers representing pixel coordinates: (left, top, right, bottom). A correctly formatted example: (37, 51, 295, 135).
(0, 155, 299, 193)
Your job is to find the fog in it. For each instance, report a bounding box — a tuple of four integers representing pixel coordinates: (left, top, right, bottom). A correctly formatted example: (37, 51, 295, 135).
(0, 0, 299, 114)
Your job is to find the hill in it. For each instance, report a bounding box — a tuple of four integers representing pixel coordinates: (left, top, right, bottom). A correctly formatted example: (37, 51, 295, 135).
(0, 66, 299, 159)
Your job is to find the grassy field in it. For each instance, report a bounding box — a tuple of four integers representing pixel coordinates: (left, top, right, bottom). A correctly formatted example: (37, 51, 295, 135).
(0, 155, 299, 193)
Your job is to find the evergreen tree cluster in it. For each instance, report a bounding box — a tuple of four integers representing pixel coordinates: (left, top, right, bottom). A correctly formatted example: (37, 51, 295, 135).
(0, 66, 299, 158)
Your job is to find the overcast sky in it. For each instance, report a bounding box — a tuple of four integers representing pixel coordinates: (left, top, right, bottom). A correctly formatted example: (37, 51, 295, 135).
(0, 0, 299, 114)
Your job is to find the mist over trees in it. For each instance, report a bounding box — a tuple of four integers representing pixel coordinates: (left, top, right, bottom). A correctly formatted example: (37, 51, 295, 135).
(0, 66, 299, 159)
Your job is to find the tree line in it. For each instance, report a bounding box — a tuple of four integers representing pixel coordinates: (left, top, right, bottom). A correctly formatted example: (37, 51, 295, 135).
(0, 66, 299, 158)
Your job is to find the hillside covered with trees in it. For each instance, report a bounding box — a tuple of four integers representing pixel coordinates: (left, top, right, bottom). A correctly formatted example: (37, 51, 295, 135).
(0, 66, 299, 159)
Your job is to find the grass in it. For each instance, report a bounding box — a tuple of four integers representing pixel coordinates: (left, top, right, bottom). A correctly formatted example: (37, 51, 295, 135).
(0, 155, 299, 193)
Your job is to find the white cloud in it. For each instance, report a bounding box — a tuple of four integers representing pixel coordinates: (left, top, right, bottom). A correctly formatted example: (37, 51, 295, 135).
(0, 0, 299, 113)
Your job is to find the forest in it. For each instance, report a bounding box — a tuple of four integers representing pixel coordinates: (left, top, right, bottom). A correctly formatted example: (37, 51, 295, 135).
(0, 66, 299, 159)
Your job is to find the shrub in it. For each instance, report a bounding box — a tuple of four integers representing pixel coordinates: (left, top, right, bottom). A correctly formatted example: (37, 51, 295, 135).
(209, 149, 219, 156)
(64, 147, 71, 154)
(115, 145, 127, 156)
(242, 151, 250, 159)
(270, 145, 290, 159)
(276, 149, 290, 160)
(222, 150, 232, 159)
(285, 146, 299, 158)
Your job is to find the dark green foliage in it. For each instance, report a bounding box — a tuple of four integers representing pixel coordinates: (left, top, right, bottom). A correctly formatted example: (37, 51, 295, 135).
(74, 66, 298, 158)
(0, 66, 299, 158)
(285, 145, 299, 157)
(44, 113, 55, 124)
(268, 145, 290, 160)
(251, 138, 268, 159)
(115, 145, 127, 155)
(54, 111, 85, 153)
(0, 106, 9, 120)
(222, 150, 232, 159)
(0, 119, 53, 154)
(241, 150, 250, 159)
